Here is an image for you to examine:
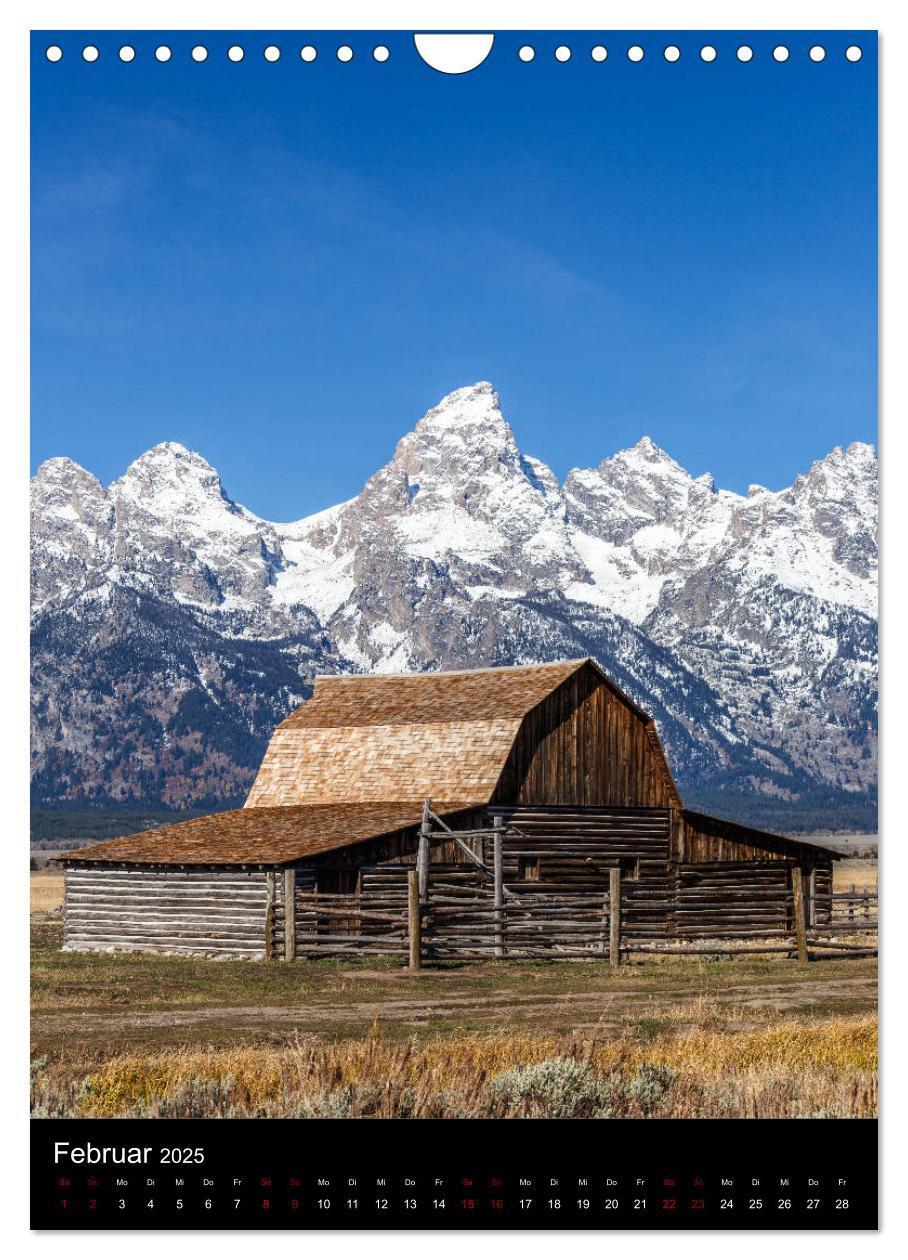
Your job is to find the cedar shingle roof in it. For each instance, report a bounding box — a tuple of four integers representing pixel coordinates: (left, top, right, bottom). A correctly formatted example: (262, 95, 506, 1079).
(245, 660, 591, 808)
(282, 660, 586, 728)
(60, 801, 479, 867)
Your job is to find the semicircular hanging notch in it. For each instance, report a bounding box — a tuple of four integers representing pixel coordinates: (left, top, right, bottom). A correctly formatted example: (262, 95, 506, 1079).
(413, 33, 495, 75)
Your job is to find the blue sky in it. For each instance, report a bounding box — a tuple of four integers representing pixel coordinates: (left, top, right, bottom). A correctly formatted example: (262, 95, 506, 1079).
(31, 31, 877, 520)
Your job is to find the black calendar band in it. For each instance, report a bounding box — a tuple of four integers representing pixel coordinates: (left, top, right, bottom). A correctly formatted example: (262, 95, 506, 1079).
(32, 1117, 878, 1230)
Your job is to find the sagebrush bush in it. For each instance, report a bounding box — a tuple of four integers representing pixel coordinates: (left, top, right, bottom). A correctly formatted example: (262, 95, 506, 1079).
(626, 1063, 678, 1113)
(490, 1057, 614, 1118)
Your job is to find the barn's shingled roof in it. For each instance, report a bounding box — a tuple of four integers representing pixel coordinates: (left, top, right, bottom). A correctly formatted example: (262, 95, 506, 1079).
(245, 659, 624, 808)
(280, 660, 587, 728)
(61, 801, 480, 867)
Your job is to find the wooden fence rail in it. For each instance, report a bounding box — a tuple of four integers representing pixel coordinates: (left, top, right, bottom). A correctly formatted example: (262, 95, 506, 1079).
(286, 874, 877, 965)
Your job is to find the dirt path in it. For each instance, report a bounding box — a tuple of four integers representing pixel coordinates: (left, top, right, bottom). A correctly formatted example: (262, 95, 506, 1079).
(32, 975, 875, 1040)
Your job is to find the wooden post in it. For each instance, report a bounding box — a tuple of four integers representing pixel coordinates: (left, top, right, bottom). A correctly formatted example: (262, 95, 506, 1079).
(264, 871, 276, 961)
(792, 867, 808, 963)
(283, 868, 296, 962)
(493, 815, 504, 958)
(849, 883, 856, 925)
(418, 799, 431, 902)
(407, 869, 421, 971)
(808, 868, 816, 929)
(609, 866, 622, 968)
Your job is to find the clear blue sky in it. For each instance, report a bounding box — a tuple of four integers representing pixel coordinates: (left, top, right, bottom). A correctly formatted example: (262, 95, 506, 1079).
(31, 31, 877, 520)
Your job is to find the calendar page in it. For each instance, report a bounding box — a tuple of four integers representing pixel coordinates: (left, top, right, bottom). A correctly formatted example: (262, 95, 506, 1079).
(29, 26, 878, 1231)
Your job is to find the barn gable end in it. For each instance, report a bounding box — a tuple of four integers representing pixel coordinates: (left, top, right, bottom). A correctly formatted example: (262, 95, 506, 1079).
(493, 661, 681, 809)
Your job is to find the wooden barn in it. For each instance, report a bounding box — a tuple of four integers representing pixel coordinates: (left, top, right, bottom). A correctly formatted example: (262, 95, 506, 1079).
(58, 659, 839, 960)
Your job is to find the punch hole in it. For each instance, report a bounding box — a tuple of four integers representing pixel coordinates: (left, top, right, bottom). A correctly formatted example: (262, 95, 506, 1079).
(82, 45, 99, 62)
(627, 45, 644, 63)
(119, 46, 136, 62)
(846, 45, 863, 62)
(192, 46, 208, 62)
(228, 46, 245, 63)
(700, 45, 717, 62)
(413, 33, 494, 74)
(155, 46, 172, 63)
(337, 46, 354, 62)
(737, 46, 754, 62)
(555, 46, 572, 63)
(518, 45, 535, 62)
(809, 46, 826, 62)
(663, 46, 680, 62)
(591, 46, 607, 62)
(773, 46, 790, 62)
(264, 46, 281, 62)
(373, 46, 390, 62)
(300, 46, 317, 63)
(45, 45, 62, 62)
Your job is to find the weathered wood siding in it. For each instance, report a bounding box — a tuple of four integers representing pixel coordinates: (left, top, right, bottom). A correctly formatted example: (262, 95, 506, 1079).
(63, 866, 272, 958)
(675, 809, 832, 867)
(361, 806, 674, 941)
(674, 862, 793, 938)
(493, 664, 679, 808)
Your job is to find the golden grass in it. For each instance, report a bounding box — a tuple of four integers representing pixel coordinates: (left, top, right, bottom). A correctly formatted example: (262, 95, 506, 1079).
(30, 872, 64, 913)
(31, 1014, 876, 1120)
(834, 859, 878, 892)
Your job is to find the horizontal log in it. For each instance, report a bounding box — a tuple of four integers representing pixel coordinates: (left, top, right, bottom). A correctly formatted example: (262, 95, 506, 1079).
(65, 899, 267, 913)
(70, 922, 270, 938)
(803, 924, 878, 935)
(64, 944, 265, 957)
(64, 920, 266, 937)
(65, 873, 268, 885)
(63, 935, 264, 950)
(629, 945, 797, 956)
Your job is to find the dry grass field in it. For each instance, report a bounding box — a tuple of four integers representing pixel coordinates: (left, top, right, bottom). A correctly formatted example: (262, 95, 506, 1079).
(31, 897, 877, 1120)
(30, 871, 64, 913)
(834, 858, 878, 892)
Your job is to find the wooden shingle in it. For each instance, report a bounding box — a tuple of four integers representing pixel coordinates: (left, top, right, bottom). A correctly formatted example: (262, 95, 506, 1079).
(62, 801, 479, 866)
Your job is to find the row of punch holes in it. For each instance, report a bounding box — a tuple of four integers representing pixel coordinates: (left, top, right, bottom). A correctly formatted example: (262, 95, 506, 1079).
(45, 42, 864, 65)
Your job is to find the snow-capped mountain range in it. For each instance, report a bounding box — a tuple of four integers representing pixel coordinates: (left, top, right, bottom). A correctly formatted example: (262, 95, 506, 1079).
(31, 382, 878, 826)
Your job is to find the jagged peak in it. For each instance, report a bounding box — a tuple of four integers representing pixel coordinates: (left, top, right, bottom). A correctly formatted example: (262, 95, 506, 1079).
(599, 435, 691, 481)
(790, 442, 878, 500)
(32, 455, 99, 486)
(122, 441, 217, 474)
(414, 381, 505, 432)
(386, 381, 521, 476)
(632, 435, 662, 457)
(112, 442, 231, 512)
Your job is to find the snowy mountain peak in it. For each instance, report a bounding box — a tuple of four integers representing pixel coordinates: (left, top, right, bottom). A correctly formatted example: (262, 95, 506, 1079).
(33, 454, 97, 485)
(628, 434, 674, 462)
(112, 441, 231, 516)
(120, 440, 219, 480)
(30, 456, 109, 526)
(422, 379, 498, 417)
(407, 380, 513, 453)
(604, 436, 693, 483)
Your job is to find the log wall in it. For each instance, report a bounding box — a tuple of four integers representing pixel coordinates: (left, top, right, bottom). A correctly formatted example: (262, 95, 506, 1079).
(63, 866, 274, 958)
